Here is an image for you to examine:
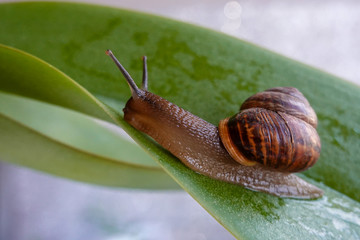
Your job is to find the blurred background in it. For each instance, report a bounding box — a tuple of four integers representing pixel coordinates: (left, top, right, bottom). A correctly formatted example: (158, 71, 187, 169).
(1, 0, 359, 239)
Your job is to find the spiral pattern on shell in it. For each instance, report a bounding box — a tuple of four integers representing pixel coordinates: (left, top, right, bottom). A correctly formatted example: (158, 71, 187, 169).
(219, 87, 321, 172)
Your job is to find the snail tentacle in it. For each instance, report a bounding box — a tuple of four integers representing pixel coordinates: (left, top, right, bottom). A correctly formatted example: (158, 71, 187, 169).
(106, 49, 142, 97)
(142, 56, 148, 90)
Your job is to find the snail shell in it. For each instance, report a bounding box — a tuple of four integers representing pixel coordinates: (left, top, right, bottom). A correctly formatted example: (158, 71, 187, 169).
(219, 88, 321, 172)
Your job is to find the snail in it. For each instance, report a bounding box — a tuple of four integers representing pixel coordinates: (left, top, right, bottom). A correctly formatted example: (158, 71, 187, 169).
(106, 50, 323, 199)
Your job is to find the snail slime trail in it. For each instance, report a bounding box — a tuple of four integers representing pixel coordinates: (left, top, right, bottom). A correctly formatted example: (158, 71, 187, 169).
(106, 50, 323, 199)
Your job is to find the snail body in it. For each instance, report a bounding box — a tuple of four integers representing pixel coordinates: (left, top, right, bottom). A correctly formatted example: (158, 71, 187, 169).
(106, 50, 323, 199)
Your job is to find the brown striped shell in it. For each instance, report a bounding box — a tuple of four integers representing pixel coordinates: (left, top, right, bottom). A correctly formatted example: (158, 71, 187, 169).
(218, 87, 321, 172)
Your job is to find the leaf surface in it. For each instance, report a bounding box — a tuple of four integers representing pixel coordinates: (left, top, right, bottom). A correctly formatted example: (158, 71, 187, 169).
(0, 90, 178, 189)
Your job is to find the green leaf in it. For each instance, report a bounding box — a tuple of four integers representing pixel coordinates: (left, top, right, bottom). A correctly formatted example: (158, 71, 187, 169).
(0, 91, 178, 189)
(0, 43, 113, 122)
(0, 43, 181, 189)
(1, 2, 360, 239)
(0, 91, 159, 169)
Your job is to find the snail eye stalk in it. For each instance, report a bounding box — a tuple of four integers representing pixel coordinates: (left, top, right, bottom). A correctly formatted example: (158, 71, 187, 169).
(106, 49, 141, 96)
(142, 56, 148, 91)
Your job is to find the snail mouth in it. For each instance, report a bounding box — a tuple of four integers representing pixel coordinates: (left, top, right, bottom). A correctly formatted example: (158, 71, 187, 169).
(123, 97, 140, 126)
(218, 117, 257, 167)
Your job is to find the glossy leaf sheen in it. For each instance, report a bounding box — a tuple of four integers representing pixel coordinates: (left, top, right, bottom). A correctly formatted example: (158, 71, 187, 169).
(0, 2, 360, 239)
(0, 44, 178, 189)
(0, 90, 178, 189)
(0, 112, 177, 189)
(0, 91, 159, 169)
